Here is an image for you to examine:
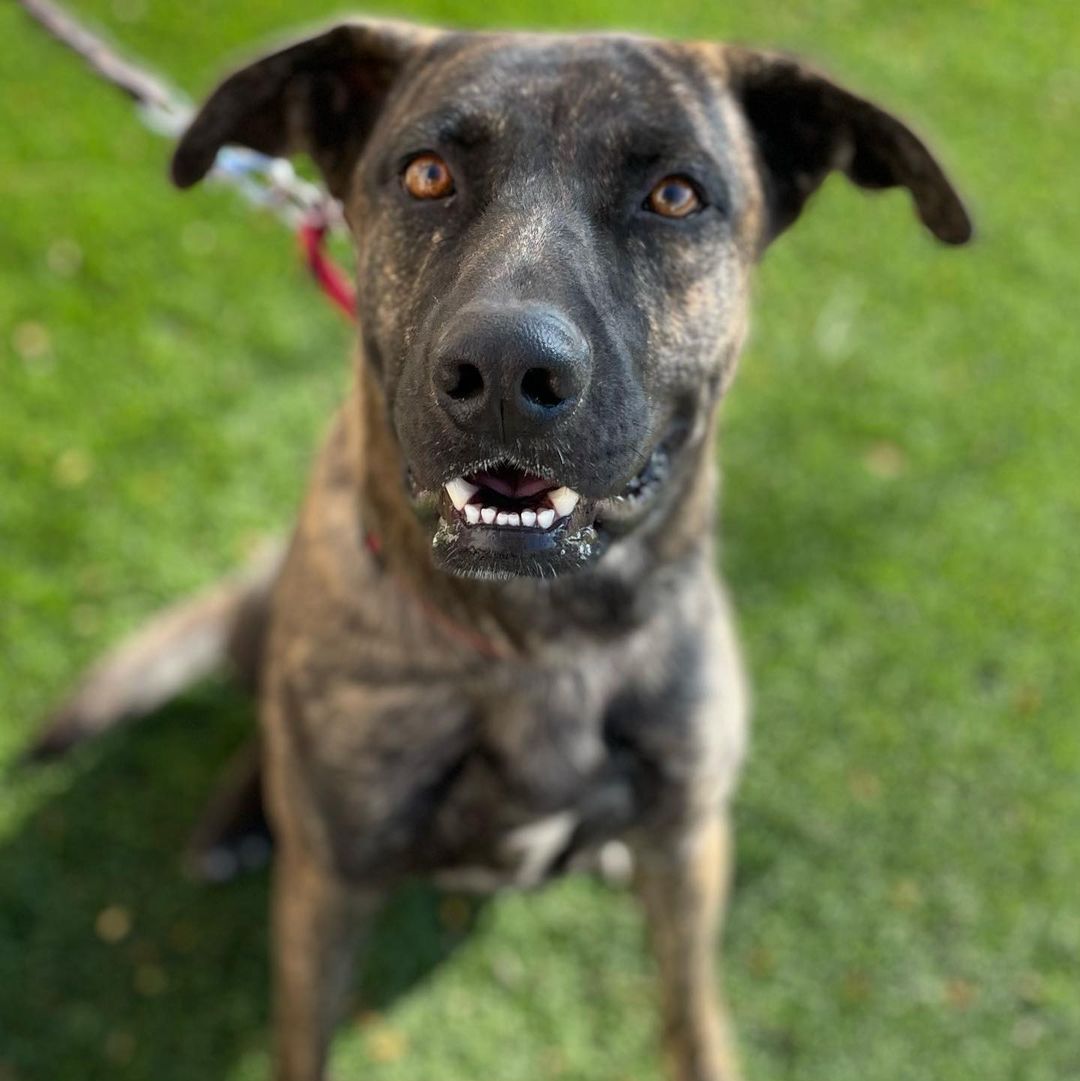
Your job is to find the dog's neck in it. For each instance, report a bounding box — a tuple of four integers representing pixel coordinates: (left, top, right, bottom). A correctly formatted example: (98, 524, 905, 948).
(348, 359, 719, 650)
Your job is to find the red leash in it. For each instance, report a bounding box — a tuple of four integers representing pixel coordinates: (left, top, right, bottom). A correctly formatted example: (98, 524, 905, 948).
(297, 218, 357, 321)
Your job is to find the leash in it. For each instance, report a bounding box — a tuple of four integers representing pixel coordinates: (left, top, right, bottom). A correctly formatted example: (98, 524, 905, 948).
(18, 0, 510, 660)
(297, 220, 357, 320)
(16, 0, 358, 322)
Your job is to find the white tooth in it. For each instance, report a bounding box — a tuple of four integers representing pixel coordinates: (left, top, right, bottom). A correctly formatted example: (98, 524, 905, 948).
(464, 504, 480, 525)
(548, 486, 580, 519)
(537, 508, 556, 529)
(496, 512, 509, 526)
(506, 512, 520, 527)
(481, 506, 496, 525)
(444, 476, 479, 511)
(521, 509, 537, 527)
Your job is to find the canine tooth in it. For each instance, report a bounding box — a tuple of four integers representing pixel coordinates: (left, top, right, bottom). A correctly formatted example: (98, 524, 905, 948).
(445, 476, 479, 511)
(537, 508, 556, 529)
(506, 512, 520, 527)
(496, 512, 509, 526)
(521, 509, 537, 528)
(464, 503, 480, 525)
(481, 506, 497, 525)
(548, 486, 580, 519)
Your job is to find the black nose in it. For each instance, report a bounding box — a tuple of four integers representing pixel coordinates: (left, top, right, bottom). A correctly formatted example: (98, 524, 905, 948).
(433, 304, 590, 439)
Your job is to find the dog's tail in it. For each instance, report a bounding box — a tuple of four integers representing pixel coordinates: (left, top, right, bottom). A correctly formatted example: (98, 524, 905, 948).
(22, 540, 285, 764)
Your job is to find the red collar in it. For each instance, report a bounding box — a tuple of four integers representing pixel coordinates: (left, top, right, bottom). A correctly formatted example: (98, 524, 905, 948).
(363, 531, 510, 660)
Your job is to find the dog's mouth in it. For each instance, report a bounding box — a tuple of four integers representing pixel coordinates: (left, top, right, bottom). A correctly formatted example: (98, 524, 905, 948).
(443, 469, 582, 533)
(425, 444, 671, 580)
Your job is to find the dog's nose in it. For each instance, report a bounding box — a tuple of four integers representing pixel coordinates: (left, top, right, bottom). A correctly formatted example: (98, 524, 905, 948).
(433, 305, 590, 438)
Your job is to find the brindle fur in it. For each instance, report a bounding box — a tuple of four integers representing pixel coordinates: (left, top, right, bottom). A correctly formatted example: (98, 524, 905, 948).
(33, 19, 971, 1081)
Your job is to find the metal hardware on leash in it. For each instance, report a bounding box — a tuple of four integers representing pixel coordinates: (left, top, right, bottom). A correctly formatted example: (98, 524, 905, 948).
(212, 147, 343, 232)
(16, 0, 354, 316)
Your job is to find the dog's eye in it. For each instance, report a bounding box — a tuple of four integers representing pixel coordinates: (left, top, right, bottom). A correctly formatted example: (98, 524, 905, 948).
(645, 176, 702, 219)
(402, 152, 455, 200)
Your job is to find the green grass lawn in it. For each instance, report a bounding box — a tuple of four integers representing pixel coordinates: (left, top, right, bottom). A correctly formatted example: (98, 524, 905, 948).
(2, 1, 1078, 1078)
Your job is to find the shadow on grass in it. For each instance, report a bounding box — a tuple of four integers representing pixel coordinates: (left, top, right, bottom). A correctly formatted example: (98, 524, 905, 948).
(0, 686, 482, 1081)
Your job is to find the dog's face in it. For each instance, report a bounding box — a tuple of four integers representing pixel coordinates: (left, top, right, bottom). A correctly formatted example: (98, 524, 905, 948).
(173, 22, 971, 580)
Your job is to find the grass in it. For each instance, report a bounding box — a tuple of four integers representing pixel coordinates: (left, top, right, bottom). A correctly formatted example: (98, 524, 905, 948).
(1, 0, 1078, 1079)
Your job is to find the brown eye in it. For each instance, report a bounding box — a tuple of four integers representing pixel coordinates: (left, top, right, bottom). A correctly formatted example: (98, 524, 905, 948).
(403, 152, 455, 200)
(646, 176, 702, 219)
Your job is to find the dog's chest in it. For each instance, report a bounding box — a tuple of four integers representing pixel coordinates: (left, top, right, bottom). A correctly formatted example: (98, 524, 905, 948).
(297, 647, 671, 888)
(279, 558, 719, 888)
(423, 676, 650, 889)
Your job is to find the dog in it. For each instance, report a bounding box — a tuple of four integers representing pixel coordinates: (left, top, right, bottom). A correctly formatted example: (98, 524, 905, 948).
(30, 18, 972, 1081)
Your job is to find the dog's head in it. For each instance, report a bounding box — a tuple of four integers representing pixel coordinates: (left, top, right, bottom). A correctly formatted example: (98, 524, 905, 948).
(173, 21, 971, 580)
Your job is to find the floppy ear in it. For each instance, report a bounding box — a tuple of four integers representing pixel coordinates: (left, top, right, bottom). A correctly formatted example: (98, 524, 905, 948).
(171, 21, 437, 199)
(725, 47, 973, 247)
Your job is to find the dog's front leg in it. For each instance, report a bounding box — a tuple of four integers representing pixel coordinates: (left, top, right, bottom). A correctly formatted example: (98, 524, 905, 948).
(634, 812, 740, 1081)
(271, 844, 379, 1081)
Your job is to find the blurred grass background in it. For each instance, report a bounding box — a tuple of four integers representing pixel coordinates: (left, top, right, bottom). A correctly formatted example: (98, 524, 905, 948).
(1, 0, 1078, 1079)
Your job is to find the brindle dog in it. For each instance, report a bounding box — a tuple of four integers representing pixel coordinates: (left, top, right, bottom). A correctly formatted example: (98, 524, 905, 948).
(32, 18, 972, 1081)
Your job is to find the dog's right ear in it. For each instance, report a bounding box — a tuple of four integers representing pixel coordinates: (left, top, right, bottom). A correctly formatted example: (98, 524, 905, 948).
(171, 20, 438, 199)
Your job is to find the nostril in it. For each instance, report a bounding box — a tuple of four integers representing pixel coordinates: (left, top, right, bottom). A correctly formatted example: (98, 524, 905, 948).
(521, 367, 565, 409)
(446, 363, 484, 402)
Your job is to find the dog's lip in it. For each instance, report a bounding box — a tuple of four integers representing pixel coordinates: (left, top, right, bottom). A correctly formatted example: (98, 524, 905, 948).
(590, 441, 671, 531)
(434, 456, 562, 494)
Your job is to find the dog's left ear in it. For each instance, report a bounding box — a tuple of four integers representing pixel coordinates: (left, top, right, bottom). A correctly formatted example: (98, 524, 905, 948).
(171, 20, 438, 199)
(724, 47, 973, 248)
